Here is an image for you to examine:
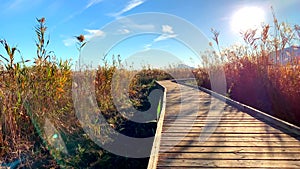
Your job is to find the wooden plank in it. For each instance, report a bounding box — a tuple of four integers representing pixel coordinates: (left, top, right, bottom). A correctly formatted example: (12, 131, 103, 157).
(159, 152, 300, 160)
(156, 167, 288, 169)
(164, 116, 263, 119)
(157, 167, 290, 169)
(163, 122, 266, 124)
(163, 124, 276, 127)
(149, 80, 300, 169)
(162, 125, 278, 129)
(161, 136, 300, 142)
(159, 146, 300, 153)
(164, 115, 254, 118)
(160, 140, 300, 146)
(163, 124, 270, 128)
(164, 119, 260, 121)
(165, 114, 255, 117)
(161, 127, 286, 133)
(164, 117, 257, 120)
(161, 133, 300, 138)
(164, 117, 256, 119)
(157, 159, 300, 168)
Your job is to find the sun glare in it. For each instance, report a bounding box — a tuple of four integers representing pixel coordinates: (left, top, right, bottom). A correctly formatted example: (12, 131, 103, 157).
(231, 6, 265, 34)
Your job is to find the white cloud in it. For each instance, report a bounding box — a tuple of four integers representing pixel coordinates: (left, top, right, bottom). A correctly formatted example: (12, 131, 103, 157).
(154, 34, 177, 42)
(153, 25, 177, 42)
(144, 44, 152, 50)
(111, 0, 146, 18)
(59, 0, 103, 26)
(141, 24, 177, 49)
(86, 0, 103, 9)
(117, 17, 155, 31)
(7, 0, 24, 9)
(63, 38, 76, 47)
(84, 29, 105, 39)
(118, 28, 130, 34)
(63, 29, 105, 47)
(162, 25, 174, 34)
(2, 0, 42, 12)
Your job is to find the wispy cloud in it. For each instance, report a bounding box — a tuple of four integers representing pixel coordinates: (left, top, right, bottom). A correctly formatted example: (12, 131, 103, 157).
(154, 34, 177, 42)
(63, 38, 76, 47)
(162, 25, 174, 34)
(117, 17, 155, 32)
(59, 0, 104, 26)
(143, 25, 177, 51)
(84, 29, 105, 39)
(118, 28, 131, 34)
(2, 0, 41, 12)
(7, 0, 24, 9)
(63, 29, 105, 47)
(154, 25, 177, 42)
(143, 44, 152, 51)
(85, 0, 103, 9)
(110, 0, 146, 18)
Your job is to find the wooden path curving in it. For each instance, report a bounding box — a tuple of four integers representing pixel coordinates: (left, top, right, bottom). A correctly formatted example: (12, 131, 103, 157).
(148, 80, 300, 168)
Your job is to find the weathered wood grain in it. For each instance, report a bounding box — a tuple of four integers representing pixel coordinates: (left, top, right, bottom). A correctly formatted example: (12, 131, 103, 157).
(148, 80, 300, 169)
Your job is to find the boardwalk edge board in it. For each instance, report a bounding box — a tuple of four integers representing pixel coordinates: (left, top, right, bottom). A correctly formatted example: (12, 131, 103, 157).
(147, 81, 168, 169)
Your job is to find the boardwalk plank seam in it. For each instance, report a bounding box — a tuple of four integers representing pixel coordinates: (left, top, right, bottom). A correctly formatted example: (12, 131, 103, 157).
(148, 80, 300, 168)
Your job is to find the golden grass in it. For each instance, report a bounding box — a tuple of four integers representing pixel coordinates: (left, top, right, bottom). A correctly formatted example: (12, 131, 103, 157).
(195, 9, 300, 126)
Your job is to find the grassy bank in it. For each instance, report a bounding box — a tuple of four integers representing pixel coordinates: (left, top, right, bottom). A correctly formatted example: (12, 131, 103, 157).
(0, 18, 171, 168)
(193, 12, 300, 126)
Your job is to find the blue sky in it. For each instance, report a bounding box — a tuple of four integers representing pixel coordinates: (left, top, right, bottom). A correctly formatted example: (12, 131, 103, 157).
(0, 0, 299, 68)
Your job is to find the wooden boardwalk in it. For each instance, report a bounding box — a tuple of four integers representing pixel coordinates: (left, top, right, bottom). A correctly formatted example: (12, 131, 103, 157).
(148, 80, 300, 168)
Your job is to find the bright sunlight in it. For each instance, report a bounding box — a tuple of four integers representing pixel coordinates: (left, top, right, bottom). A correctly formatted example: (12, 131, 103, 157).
(231, 6, 265, 34)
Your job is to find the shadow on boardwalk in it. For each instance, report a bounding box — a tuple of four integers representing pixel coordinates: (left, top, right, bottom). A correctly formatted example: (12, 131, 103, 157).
(149, 80, 300, 168)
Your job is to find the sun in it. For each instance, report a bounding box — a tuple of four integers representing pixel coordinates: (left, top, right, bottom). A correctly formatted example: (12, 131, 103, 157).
(231, 6, 265, 34)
